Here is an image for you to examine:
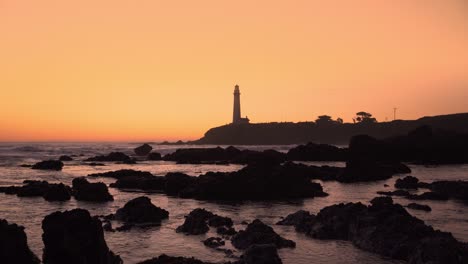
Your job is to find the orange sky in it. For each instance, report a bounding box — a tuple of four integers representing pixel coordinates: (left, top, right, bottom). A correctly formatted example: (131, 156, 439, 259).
(1, 0, 468, 141)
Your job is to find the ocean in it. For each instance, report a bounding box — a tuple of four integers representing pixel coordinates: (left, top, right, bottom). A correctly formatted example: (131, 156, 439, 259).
(0, 142, 467, 264)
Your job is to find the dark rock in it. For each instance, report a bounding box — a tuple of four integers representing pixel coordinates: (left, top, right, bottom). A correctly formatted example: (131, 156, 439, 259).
(31, 160, 64, 171)
(276, 210, 315, 227)
(208, 215, 233, 228)
(164, 173, 195, 195)
(395, 176, 420, 189)
(86, 162, 106, 166)
(240, 244, 282, 264)
(134, 144, 153, 156)
(114, 196, 169, 224)
(377, 190, 411, 197)
(89, 169, 154, 179)
(231, 219, 296, 250)
(407, 203, 432, 212)
(0, 186, 20, 194)
(85, 152, 131, 162)
(59, 155, 73, 161)
(185, 163, 327, 200)
(338, 158, 410, 183)
(287, 142, 347, 161)
(42, 209, 122, 264)
(202, 237, 225, 248)
(43, 183, 72, 201)
(137, 255, 216, 264)
(296, 197, 468, 263)
(176, 209, 213, 235)
(429, 181, 468, 200)
(147, 152, 162, 160)
(0, 219, 40, 264)
(110, 174, 165, 191)
(115, 224, 134, 232)
(216, 226, 237, 236)
(407, 192, 449, 201)
(72, 177, 113, 202)
(102, 221, 114, 232)
(17, 181, 50, 197)
(163, 147, 240, 164)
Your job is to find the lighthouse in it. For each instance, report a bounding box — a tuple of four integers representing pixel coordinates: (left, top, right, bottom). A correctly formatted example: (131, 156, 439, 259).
(232, 84, 250, 125)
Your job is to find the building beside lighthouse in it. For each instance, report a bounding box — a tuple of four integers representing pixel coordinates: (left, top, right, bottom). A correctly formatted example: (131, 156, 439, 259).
(232, 84, 250, 124)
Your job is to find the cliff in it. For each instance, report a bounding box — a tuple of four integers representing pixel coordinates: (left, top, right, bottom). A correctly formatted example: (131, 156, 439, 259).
(192, 113, 468, 145)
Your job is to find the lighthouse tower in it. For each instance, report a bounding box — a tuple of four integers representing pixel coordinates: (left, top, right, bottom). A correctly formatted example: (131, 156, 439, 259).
(232, 84, 250, 125)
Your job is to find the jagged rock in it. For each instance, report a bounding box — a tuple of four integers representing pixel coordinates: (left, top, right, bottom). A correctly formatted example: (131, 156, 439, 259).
(0, 219, 40, 264)
(42, 209, 122, 264)
(43, 183, 72, 201)
(31, 160, 63, 171)
(429, 181, 468, 200)
(202, 237, 225, 248)
(216, 226, 237, 236)
(72, 177, 113, 202)
(176, 209, 213, 235)
(407, 192, 449, 201)
(147, 152, 162, 160)
(287, 142, 347, 161)
(164, 173, 195, 195)
(295, 197, 468, 263)
(231, 219, 296, 250)
(59, 155, 73, 161)
(240, 244, 282, 264)
(377, 190, 411, 197)
(102, 221, 114, 232)
(208, 215, 233, 228)
(276, 210, 314, 227)
(137, 255, 216, 264)
(407, 203, 432, 212)
(114, 196, 169, 224)
(89, 169, 154, 179)
(134, 144, 153, 156)
(395, 176, 420, 189)
(110, 175, 165, 191)
(85, 152, 131, 162)
(338, 158, 410, 183)
(17, 181, 51, 197)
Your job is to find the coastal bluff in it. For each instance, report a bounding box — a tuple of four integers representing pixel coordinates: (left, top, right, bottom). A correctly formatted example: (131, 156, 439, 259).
(191, 113, 468, 145)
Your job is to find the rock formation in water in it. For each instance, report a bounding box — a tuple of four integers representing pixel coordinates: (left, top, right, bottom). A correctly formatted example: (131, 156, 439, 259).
(0, 219, 40, 264)
(134, 144, 153, 156)
(231, 219, 295, 250)
(42, 209, 122, 264)
(72, 177, 113, 202)
(31, 160, 64, 171)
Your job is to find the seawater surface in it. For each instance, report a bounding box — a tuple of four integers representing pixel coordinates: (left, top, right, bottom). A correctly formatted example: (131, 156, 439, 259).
(0, 143, 467, 264)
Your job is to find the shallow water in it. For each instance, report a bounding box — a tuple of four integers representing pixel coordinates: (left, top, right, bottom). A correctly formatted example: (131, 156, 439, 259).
(0, 143, 467, 264)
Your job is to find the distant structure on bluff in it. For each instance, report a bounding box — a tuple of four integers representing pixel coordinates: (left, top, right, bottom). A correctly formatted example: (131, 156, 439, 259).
(232, 84, 250, 125)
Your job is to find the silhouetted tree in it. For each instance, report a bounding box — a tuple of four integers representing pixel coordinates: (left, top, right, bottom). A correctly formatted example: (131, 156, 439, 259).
(315, 115, 333, 125)
(336, 117, 344, 124)
(355, 112, 377, 123)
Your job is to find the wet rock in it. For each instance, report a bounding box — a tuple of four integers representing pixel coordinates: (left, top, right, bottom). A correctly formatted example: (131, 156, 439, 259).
(109, 174, 165, 191)
(0, 219, 40, 264)
(395, 176, 420, 189)
(240, 244, 282, 264)
(296, 197, 468, 263)
(407, 191, 449, 201)
(185, 163, 327, 200)
(138, 255, 216, 264)
(102, 221, 114, 232)
(59, 155, 73, 161)
(0, 186, 20, 194)
(43, 183, 72, 201)
(147, 152, 162, 161)
(216, 226, 237, 236)
(203, 237, 225, 248)
(42, 209, 122, 264)
(114, 196, 169, 224)
(276, 210, 315, 227)
(72, 177, 113, 202)
(85, 162, 106, 166)
(89, 169, 154, 179)
(376, 190, 411, 197)
(338, 158, 410, 183)
(230, 149, 287, 165)
(31, 160, 64, 171)
(17, 180, 51, 197)
(163, 147, 240, 164)
(115, 224, 134, 232)
(429, 180, 468, 200)
(407, 203, 432, 212)
(85, 152, 131, 162)
(176, 208, 214, 235)
(164, 173, 195, 195)
(134, 144, 153, 156)
(231, 219, 296, 250)
(287, 142, 347, 161)
(208, 215, 233, 228)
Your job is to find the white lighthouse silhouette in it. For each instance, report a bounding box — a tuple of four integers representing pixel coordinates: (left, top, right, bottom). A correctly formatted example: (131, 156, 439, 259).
(232, 84, 250, 124)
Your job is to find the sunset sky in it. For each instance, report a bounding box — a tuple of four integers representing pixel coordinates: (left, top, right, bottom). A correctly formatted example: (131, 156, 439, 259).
(1, 0, 467, 141)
